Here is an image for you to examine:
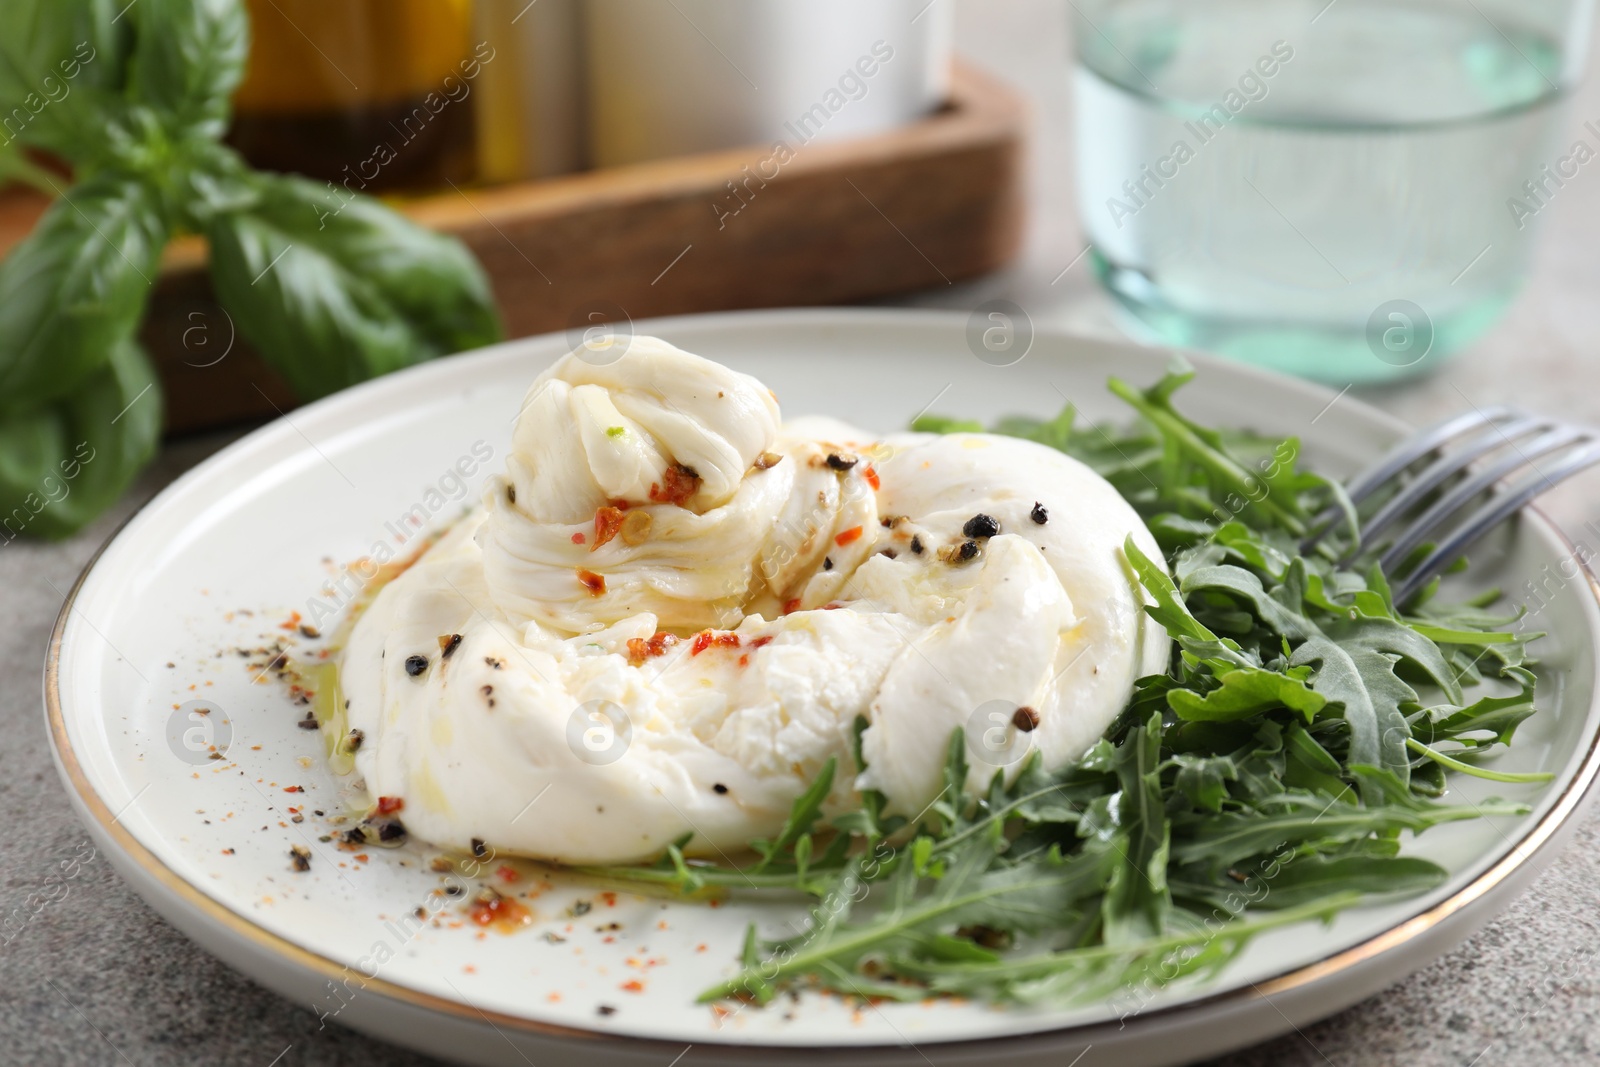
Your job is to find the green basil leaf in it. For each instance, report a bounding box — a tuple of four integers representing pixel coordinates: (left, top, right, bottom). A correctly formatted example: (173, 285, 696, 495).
(0, 167, 168, 410)
(0, 0, 132, 160)
(126, 0, 249, 139)
(0, 338, 161, 541)
(206, 174, 503, 401)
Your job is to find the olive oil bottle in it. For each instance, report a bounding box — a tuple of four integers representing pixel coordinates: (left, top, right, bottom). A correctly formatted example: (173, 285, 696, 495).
(229, 0, 481, 194)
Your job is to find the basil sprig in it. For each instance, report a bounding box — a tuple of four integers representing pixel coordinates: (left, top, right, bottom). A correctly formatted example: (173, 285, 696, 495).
(0, 0, 502, 540)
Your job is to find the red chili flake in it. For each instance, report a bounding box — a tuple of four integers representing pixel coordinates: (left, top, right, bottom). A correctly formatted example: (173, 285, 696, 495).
(593, 506, 626, 551)
(468, 892, 531, 929)
(577, 569, 607, 596)
(750, 636, 774, 649)
(279, 611, 303, 632)
(600, 891, 617, 907)
(626, 632, 679, 666)
(621, 980, 645, 993)
(835, 525, 864, 546)
(738, 654, 749, 667)
(495, 865, 520, 884)
(283, 785, 303, 794)
(609, 499, 631, 511)
(783, 598, 802, 615)
(648, 463, 701, 506)
(690, 632, 740, 656)
(863, 466, 880, 490)
(571, 532, 586, 545)
(377, 796, 404, 814)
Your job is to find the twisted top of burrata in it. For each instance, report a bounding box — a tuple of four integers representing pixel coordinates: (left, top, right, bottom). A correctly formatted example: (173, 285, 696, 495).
(478, 336, 874, 633)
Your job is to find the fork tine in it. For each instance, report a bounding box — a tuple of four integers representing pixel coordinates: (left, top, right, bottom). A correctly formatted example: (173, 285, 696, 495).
(1379, 425, 1594, 575)
(1392, 437, 1600, 604)
(1344, 406, 1520, 503)
(1345, 415, 1555, 556)
(1301, 405, 1520, 552)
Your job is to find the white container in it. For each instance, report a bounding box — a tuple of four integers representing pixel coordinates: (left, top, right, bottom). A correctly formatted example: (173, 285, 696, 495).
(474, 0, 586, 181)
(583, 0, 955, 168)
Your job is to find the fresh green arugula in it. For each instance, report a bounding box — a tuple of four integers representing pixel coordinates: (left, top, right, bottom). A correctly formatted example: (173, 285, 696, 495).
(581, 359, 1549, 1008)
(0, 0, 501, 539)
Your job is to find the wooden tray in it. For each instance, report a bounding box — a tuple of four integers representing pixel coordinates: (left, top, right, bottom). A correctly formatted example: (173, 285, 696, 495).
(0, 61, 1025, 434)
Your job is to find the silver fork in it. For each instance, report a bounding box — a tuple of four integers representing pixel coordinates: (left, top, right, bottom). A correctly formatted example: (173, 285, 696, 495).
(1302, 406, 1600, 604)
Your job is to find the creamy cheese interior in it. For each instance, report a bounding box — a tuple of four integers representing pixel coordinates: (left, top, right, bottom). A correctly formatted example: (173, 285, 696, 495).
(338, 337, 1170, 864)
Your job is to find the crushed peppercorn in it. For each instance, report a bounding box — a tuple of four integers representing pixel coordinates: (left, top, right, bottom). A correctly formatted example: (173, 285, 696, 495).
(754, 451, 783, 470)
(911, 535, 925, 555)
(438, 634, 463, 658)
(289, 844, 311, 872)
(823, 556, 833, 571)
(471, 838, 488, 859)
(1030, 501, 1049, 525)
(825, 452, 858, 471)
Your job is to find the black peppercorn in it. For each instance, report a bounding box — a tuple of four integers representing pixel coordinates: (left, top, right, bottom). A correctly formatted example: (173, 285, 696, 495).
(825, 453, 858, 471)
(404, 654, 428, 677)
(1030, 501, 1049, 525)
(910, 535, 924, 555)
(963, 513, 1000, 538)
(957, 539, 979, 562)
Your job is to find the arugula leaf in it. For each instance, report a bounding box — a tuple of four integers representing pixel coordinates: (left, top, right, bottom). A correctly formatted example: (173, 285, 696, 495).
(750, 757, 835, 873)
(1168, 667, 1326, 723)
(1238, 853, 1447, 911)
(207, 174, 503, 401)
(699, 837, 1116, 1004)
(1100, 714, 1171, 945)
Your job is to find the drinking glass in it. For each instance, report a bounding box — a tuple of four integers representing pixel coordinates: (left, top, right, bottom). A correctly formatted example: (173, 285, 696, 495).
(1072, 0, 1596, 381)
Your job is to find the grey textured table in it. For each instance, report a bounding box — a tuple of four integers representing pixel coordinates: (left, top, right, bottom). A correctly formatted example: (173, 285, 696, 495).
(8, 2, 1600, 1064)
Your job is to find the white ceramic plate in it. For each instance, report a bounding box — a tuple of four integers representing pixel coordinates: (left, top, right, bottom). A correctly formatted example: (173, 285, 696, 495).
(48, 309, 1600, 1067)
